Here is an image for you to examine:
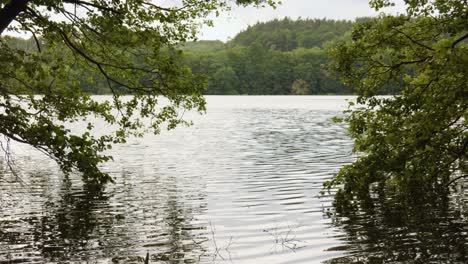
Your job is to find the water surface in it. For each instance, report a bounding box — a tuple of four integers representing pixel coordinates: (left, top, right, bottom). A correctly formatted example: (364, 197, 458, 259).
(0, 96, 466, 263)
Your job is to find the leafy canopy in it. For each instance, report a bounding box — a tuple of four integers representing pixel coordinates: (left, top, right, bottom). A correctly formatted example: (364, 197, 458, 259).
(182, 18, 356, 95)
(0, 0, 277, 187)
(325, 0, 468, 200)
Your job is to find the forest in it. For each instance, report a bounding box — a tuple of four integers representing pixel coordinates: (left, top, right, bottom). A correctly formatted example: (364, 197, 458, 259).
(5, 17, 399, 95)
(184, 18, 355, 95)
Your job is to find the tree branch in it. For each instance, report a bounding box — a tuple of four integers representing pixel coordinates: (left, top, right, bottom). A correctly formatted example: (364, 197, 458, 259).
(31, 30, 42, 53)
(390, 57, 431, 69)
(446, 174, 468, 187)
(63, 0, 122, 14)
(451, 32, 468, 48)
(0, 0, 31, 35)
(395, 29, 435, 51)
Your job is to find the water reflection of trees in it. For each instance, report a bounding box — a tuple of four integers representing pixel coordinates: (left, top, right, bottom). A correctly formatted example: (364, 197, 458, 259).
(0, 170, 208, 263)
(39, 182, 120, 261)
(324, 182, 468, 263)
(0, 178, 119, 262)
(155, 189, 208, 263)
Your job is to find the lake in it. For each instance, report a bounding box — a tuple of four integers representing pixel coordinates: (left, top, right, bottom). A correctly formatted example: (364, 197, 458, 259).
(0, 96, 466, 263)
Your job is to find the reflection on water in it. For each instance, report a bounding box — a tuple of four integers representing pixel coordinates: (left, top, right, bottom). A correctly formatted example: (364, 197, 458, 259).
(0, 169, 208, 263)
(324, 182, 468, 263)
(0, 96, 466, 263)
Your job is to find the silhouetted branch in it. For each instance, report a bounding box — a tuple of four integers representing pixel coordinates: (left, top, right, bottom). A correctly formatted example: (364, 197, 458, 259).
(395, 29, 435, 51)
(452, 32, 468, 48)
(63, 0, 122, 14)
(446, 174, 468, 187)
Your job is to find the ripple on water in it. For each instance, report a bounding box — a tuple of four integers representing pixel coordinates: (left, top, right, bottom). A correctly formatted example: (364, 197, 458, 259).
(1, 96, 466, 263)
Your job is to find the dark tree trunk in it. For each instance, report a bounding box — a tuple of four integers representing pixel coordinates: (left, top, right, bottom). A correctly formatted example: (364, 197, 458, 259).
(0, 0, 30, 35)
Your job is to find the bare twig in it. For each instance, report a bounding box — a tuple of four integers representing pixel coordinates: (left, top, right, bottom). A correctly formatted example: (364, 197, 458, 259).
(209, 220, 234, 262)
(0, 136, 27, 185)
(263, 223, 306, 252)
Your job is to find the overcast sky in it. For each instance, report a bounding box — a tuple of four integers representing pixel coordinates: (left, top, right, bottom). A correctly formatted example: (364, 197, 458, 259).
(199, 0, 406, 41)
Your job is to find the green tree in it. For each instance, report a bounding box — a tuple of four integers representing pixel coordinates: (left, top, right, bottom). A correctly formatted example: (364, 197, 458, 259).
(290, 79, 309, 95)
(325, 0, 467, 200)
(0, 0, 277, 188)
(230, 17, 354, 51)
(181, 18, 355, 96)
(210, 66, 240, 95)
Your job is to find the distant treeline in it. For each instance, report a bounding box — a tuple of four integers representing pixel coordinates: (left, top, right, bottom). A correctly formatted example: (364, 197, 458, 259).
(183, 18, 355, 95)
(3, 18, 399, 95)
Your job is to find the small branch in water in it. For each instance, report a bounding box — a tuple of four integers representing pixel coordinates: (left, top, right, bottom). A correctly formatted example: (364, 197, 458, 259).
(209, 220, 234, 262)
(263, 223, 306, 252)
(0, 136, 27, 185)
(190, 237, 209, 262)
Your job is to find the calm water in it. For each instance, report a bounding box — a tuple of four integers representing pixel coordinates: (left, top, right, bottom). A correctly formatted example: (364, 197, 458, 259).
(0, 96, 466, 263)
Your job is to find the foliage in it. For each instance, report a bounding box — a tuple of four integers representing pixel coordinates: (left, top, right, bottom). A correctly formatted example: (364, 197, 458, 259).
(180, 40, 226, 53)
(325, 0, 468, 201)
(183, 18, 358, 95)
(4, 17, 358, 96)
(290, 79, 308, 95)
(229, 17, 354, 51)
(325, 184, 468, 263)
(0, 0, 277, 188)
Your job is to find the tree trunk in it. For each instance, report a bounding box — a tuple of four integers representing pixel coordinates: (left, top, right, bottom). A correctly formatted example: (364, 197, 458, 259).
(0, 0, 30, 35)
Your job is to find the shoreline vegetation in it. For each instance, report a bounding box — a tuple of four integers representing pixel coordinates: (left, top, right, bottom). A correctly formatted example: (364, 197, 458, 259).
(4, 17, 399, 97)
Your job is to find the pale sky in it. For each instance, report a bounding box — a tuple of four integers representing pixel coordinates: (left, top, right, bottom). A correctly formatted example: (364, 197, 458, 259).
(199, 0, 406, 41)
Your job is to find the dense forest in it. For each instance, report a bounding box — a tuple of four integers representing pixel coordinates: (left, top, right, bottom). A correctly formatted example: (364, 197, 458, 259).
(5, 18, 400, 95)
(229, 17, 353, 51)
(183, 18, 356, 95)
